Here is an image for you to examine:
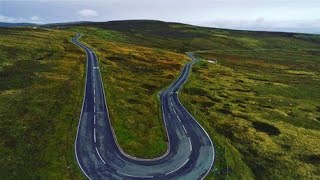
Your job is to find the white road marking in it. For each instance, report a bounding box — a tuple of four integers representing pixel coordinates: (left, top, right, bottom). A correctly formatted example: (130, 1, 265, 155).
(182, 125, 187, 134)
(176, 115, 181, 123)
(94, 114, 96, 125)
(170, 102, 173, 106)
(165, 158, 189, 175)
(188, 137, 192, 151)
(95, 147, 106, 164)
(116, 171, 153, 178)
(94, 128, 96, 143)
(93, 89, 95, 102)
(173, 108, 177, 114)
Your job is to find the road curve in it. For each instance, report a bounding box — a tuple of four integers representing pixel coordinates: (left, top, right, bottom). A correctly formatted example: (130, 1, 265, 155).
(72, 34, 215, 180)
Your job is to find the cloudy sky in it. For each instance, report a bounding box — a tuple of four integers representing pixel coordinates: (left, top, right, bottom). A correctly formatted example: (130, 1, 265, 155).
(0, 0, 320, 33)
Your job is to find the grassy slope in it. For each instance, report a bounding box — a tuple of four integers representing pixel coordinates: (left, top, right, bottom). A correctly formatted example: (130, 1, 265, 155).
(181, 50, 320, 179)
(1, 20, 319, 179)
(0, 28, 84, 179)
(68, 21, 320, 179)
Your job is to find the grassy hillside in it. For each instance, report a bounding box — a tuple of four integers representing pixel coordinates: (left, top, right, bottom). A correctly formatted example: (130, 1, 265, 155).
(68, 21, 320, 179)
(0, 28, 84, 179)
(181, 50, 320, 179)
(72, 20, 320, 52)
(1, 20, 319, 179)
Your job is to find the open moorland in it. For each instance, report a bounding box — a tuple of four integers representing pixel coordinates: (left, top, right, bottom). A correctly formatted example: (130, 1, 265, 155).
(181, 49, 320, 179)
(1, 20, 319, 179)
(68, 21, 320, 179)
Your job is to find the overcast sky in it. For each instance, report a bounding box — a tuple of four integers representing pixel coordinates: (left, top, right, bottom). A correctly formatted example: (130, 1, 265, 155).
(0, 0, 320, 33)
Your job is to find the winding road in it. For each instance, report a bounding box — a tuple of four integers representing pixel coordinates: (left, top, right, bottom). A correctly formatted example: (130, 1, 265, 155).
(72, 34, 214, 179)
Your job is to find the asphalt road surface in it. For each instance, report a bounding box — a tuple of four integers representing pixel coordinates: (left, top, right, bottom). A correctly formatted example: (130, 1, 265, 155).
(72, 34, 215, 180)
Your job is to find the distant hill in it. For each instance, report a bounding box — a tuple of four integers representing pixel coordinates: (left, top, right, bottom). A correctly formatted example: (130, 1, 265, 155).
(0, 21, 87, 28)
(0, 22, 37, 27)
(41, 21, 90, 28)
(64, 20, 320, 53)
(1, 20, 319, 34)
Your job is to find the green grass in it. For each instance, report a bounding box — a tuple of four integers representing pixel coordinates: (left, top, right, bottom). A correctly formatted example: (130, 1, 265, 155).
(0, 28, 85, 179)
(180, 50, 320, 179)
(68, 27, 128, 43)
